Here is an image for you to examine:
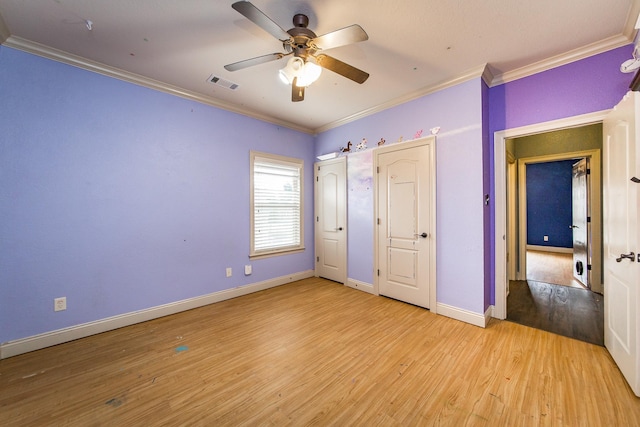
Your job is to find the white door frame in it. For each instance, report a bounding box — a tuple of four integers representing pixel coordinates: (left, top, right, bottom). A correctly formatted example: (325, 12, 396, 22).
(493, 110, 609, 319)
(373, 137, 438, 313)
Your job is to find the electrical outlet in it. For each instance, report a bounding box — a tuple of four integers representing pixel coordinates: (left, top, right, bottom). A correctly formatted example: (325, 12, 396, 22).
(54, 297, 67, 312)
(226, 267, 232, 277)
(244, 265, 252, 275)
(543, 235, 549, 242)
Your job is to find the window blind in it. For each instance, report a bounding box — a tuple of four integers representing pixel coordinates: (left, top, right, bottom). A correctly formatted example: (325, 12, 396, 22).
(252, 155, 302, 254)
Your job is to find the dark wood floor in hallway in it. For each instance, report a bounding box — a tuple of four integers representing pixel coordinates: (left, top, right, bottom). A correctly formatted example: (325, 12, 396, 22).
(507, 250, 604, 345)
(507, 280, 604, 345)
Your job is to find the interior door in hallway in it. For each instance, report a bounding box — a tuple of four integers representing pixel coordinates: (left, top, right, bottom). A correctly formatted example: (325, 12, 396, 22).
(572, 158, 590, 287)
(376, 138, 436, 309)
(315, 157, 347, 283)
(603, 91, 640, 396)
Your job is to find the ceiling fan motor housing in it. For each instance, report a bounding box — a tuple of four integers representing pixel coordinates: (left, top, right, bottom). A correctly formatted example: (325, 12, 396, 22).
(292, 13, 309, 28)
(287, 15, 317, 58)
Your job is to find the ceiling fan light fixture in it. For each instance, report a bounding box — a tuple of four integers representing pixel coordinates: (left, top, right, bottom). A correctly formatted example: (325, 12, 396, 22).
(278, 57, 321, 87)
(296, 61, 322, 87)
(279, 57, 304, 85)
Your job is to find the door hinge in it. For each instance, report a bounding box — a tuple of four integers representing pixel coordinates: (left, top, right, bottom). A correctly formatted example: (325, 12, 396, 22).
(587, 216, 591, 223)
(317, 166, 320, 171)
(316, 176, 319, 182)
(587, 264, 592, 271)
(586, 168, 591, 175)
(317, 216, 319, 222)
(317, 256, 320, 262)
(377, 269, 380, 276)
(377, 218, 380, 225)
(377, 166, 380, 173)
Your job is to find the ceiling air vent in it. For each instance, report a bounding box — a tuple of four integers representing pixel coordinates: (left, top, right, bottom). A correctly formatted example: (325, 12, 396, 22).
(207, 74, 239, 90)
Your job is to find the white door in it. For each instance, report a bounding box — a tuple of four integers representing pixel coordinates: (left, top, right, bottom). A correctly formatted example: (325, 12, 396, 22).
(376, 138, 436, 309)
(603, 91, 640, 396)
(315, 157, 347, 283)
(572, 158, 590, 287)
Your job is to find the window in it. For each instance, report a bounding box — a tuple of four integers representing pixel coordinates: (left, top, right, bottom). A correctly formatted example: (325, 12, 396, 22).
(250, 151, 304, 258)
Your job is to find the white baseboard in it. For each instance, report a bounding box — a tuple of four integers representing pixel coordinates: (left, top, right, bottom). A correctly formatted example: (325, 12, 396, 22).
(436, 302, 489, 328)
(527, 245, 573, 254)
(345, 278, 375, 295)
(0, 270, 314, 359)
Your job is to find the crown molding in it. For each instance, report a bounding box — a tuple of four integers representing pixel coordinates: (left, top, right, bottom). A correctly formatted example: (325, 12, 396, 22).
(314, 64, 488, 134)
(481, 64, 496, 87)
(490, 34, 633, 86)
(2, 36, 314, 135)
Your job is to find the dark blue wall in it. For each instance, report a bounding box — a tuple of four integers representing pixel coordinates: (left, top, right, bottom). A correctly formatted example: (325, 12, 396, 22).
(526, 160, 575, 248)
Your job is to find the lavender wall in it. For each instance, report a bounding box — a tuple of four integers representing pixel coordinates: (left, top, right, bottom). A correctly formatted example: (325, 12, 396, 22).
(488, 44, 634, 304)
(316, 78, 487, 314)
(0, 47, 315, 343)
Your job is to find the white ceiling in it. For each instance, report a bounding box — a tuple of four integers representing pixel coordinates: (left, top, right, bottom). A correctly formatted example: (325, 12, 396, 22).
(0, 0, 638, 133)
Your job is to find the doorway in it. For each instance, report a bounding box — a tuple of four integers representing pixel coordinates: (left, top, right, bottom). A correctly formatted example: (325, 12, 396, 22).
(494, 112, 607, 323)
(515, 150, 602, 293)
(511, 151, 603, 343)
(505, 128, 603, 343)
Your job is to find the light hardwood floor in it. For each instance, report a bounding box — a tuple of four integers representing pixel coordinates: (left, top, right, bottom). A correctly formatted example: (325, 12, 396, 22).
(1, 278, 639, 425)
(526, 250, 585, 289)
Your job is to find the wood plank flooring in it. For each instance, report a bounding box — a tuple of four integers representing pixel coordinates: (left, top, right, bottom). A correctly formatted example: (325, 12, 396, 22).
(1, 278, 638, 425)
(526, 250, 585, 289)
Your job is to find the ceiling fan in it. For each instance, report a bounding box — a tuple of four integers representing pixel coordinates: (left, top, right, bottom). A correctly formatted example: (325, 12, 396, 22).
(224, 1, 370, 102)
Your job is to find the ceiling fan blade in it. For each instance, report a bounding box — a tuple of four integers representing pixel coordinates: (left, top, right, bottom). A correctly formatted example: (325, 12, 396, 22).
(312, 25, 368, 50)
(315, 54, 369, 84)
(224, 53, 285, 71)
(292, 78, 305, 102)
(232, 1, 291, 41)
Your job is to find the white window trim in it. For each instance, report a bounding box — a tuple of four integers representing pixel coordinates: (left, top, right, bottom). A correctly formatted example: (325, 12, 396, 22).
(250, 151, 304, 259)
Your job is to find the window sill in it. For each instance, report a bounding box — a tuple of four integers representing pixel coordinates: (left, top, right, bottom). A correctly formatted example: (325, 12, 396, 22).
(249, 247, 305, 260)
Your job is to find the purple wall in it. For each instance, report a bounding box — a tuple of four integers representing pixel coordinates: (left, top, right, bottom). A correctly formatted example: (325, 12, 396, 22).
(317, 78, 487, 314)
(0, 46, 315, 343)
(488, 44, 634, 304)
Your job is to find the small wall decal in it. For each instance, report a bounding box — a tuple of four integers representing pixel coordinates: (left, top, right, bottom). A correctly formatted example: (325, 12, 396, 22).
(414, 129, 423, 139)
(396, 136, 403, 143)
(340, 141, 352, 153)
(378, 138, 386, 146)
(430, 127, 441, 135)
(356, 138, 367, 150)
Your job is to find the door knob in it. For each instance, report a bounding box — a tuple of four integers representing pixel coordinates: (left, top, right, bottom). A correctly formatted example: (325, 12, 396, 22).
(616, 252, 635, 262)
(415, 232, 428, 238)
(569, 225, 578, 229)
(335, 227, 343, 231)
